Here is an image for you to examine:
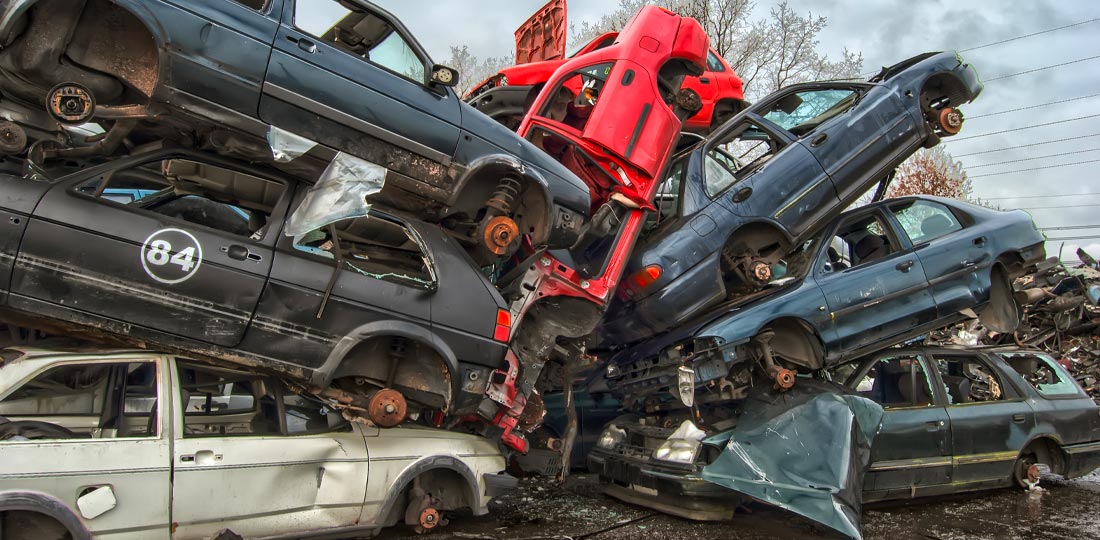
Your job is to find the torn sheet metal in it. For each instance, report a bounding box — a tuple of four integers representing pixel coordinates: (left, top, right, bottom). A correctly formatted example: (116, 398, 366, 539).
(267, 125, 318, 162)
(701, 380, 883, 540)
(285, 152, 386, 237)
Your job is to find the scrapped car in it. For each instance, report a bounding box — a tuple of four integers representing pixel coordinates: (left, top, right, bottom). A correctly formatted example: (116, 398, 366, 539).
(0, 0, 591, 261)
(0, 348, 516, 539)
(0, 148, 514, 427)
(588, 347, 1100, 534)
(600, 51, 985, 346)
(605, 196, 1045, 408)
(466, 1, 745, 132)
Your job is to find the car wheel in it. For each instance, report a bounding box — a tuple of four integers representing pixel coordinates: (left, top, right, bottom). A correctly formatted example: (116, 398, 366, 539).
(1013, 450, 1040, 489)
(980, 267, 1020, 334)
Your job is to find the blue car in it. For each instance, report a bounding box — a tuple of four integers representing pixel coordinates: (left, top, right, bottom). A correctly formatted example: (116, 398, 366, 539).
(600, 52, 983, 346)
(605, 195, 1045, 410)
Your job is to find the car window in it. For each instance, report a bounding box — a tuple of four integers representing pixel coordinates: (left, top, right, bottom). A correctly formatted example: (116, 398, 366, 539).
(705, 120, 783, 198)
(762, 88, 858, 137)
(283, 391, 342, 434)
(934, 355, 1007, 404)
(0, 361, 158, 439)
(706, 51, 726, 72)
(820, 212, 896, 273)
(1002, 352, 1082, 397)
(890, 199, 964, 244)
(177, 362, 277, 437)
(295, 0, 426, 82)
(849, 354, 935, 409)
(75, 158, 285, 241)
(291, 213, 436, 289)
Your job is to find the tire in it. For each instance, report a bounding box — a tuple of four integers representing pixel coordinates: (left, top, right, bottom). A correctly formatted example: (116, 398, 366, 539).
(981, 267, 1020, 334)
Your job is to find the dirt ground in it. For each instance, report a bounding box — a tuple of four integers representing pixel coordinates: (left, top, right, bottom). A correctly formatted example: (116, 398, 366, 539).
(374, 470, 1100, 540)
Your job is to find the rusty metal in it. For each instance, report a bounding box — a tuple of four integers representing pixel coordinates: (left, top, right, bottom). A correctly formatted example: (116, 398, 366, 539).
(750, 260, 772, 283)
(481, 215, 520, 255)
(938, 107, 963, 135)
(0, 121, 27, 155)
(773, 368, 795, 390)
(418, 508, 440, 531)
(367, 388, 407, 427)
(46, 83, 95, 124)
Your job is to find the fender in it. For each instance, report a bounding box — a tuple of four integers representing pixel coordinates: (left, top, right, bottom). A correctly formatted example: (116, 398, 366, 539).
(312, 320, 461, 404)
(0, 490, 92, 540)
(448, 153, 554, 214)
(727, 217, 798, 249)
(372, 455, 482, 525)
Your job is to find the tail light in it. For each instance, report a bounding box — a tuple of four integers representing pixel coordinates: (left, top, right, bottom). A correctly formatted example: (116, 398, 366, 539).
(493, 309, 512, 342)
(622, 265, 662, 298)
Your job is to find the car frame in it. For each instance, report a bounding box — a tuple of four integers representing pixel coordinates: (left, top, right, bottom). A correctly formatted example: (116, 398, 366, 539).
(0, 347, 516, 539)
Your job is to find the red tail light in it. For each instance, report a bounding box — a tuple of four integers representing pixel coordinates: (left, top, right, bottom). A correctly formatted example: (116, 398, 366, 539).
(493, 309, 512, 342)
(630, 265, 663, 289)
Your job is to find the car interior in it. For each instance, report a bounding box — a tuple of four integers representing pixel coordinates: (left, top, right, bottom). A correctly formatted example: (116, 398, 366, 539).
(849, 356, 935, 408)
(291, 213, 435, 287)
(824, 214, 896, 272)
(935, 355, 1007, 403)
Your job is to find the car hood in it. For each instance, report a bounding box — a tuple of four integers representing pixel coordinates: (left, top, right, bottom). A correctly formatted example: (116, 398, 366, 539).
(700, 379, 884, 540)
(514, 0, 567, 64)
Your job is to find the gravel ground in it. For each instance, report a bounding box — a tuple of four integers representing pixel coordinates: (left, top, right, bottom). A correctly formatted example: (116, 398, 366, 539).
(374, 471, 1100, 540)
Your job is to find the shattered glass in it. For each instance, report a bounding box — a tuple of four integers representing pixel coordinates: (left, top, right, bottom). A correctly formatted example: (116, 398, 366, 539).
(700, 379, 883, 540)
(284, 152, 387, 238)
(266, 125, 317, 163)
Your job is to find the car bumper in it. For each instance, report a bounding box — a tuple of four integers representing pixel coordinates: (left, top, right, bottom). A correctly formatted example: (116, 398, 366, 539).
(483, 472, 520, 497)
(466, 85, 534, 123)
(587, 448, 737, 521)
(1063, 440, 1100, 478)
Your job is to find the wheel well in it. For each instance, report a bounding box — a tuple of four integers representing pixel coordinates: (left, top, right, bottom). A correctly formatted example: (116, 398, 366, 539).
(0, 510, 73, 540)
(722, 222, 792, 263)
(383, 468, 477, 527)
(919, 73, 969, 111)
(764, 318, 825, 371)
(449, 164, 551, 245)
(995, 252, 1028, 277)
(331, 335, 453, 412)
(1022, 437, 1066, 476)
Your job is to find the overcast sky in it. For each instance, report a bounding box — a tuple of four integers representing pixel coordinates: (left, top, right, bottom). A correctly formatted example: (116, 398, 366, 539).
(377, 0, 1100, 263)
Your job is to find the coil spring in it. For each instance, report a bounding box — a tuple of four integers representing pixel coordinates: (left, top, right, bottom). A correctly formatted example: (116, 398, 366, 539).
(488, 175, 522, 213)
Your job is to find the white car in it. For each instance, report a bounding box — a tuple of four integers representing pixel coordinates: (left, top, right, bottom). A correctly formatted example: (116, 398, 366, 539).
(0, 348, 516, 539)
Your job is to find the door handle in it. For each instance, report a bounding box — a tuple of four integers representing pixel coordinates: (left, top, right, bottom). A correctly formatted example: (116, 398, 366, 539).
(1013, 413, 1026, 423)
(896, 260, 914, 272)
(222, 244, 262, 262)
(286, 35, 317, 53)
(731, 187, 753, 203)
(699, 77, 711, 84)
(810, 133, 828, 147)
(973, 236, 986, 246)
(925, 420, 943, 431)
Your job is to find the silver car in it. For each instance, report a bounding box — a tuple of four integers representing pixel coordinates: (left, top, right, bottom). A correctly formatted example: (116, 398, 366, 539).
(0, 348, 516, 539)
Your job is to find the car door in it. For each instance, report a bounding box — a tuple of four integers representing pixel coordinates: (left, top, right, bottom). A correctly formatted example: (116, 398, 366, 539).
(10, 154, 289, 348)
(845, 353, 952, 500)
(171, 360, 372, 539)
(932, 351, 1035, 485)
(0, 356, 172, 537)
(260, 0, 461, 169)
(886, 198, 984, 316)
(760, 83, 918, 205)
(705, 114, 834, 238)
(814, 209, 937, 353)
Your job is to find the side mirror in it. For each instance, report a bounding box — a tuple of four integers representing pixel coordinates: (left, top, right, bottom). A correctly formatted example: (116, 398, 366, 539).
(430, 65, 460, 88)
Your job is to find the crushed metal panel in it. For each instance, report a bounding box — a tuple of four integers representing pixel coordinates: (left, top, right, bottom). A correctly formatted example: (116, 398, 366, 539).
(514, 0, 567, 64)
(701, 380, 883, 540)
(285, 152, 387, 238)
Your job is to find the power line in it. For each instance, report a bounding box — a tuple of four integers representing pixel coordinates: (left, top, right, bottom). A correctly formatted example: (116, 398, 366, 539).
(953, 133, 1100, 157)
(1011, 203, 1100, 210)
(1040, 225, 1100, 231)
(985, 55, 1100, 82)
(969, 147, 1100, 168)
(947, 113, 1100, 142)
(983, 193, 1100, 201)
(1045, 235, 1100, 242)
(968, 93, 1100, 119)
(970, 159, 1100, 179)
(960, 17, 1100, 52)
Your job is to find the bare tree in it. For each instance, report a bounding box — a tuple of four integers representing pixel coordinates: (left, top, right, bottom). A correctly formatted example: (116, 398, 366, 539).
(887, 146, 974, 201)
(446, 45, 515, 97)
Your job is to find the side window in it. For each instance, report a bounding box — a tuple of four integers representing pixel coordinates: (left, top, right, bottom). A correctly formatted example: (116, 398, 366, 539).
(177, 362, 278, 437)
(1002, 353, 1082, 397)
(0, 362, 158, 439)
(294, 0, 425, 82)
(705, 120, 783, 197)
(75, 159, 286, 241)
(935, 355, 1007, 404)
(762, 88, 858, 137)
(283, 390, 343, 434)
(291, 214, 436, 288)
(850, 355, 935, 409)
(821, 212, 896, 273)
(535, 62, 614, 133)
(890, 199, 964, 244)
(706, 51, 726, 72)
(646, 156, 686, 232)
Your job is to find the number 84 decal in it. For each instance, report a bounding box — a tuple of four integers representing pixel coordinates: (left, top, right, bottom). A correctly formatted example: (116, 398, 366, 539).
(141, 228, 203, 284)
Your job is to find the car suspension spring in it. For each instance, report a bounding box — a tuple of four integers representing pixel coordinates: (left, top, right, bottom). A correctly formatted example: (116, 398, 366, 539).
(486, 175, 522, 215)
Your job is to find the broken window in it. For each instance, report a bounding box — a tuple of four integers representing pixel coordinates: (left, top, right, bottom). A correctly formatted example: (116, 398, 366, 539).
(762, 87, 858, 137)
(706, 120, 784, 197)
(890, 199, 964, 244)
(851, 355, 935, 409)
(822, 212, 896, 272)
(1002, 352, 1081, 397)
(75, 158, 286, 240)
(535, 62, 615, 132)
(291, 214, 435, 289)
(935, 356, 1007, 403)
(295, 0, 426, 82)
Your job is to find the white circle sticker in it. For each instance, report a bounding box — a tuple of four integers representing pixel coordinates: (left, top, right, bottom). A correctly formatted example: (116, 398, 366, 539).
(140, 228, 203, 284)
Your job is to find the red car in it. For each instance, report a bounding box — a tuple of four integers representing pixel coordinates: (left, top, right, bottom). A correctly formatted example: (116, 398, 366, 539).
(475, 4, 708, 453)
(465, 1, 743, 133)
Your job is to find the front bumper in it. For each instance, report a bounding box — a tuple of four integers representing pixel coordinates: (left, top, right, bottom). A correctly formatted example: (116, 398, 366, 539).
(588, 448, 738, 521)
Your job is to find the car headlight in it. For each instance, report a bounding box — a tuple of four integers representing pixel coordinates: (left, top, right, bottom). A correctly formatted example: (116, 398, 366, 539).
(652, 420, 707, 464)
(596, 424, 626, 449)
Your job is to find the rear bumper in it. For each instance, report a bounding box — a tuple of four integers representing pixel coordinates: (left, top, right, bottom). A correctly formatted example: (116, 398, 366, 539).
(588, 449, 737, 520)
(1063, 440, 1100, 478)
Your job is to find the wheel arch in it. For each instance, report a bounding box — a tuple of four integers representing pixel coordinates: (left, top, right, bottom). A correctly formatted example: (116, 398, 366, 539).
(448, 154, 555, 245)
(919, 71, 971, 111)
(722, 220, 796, 257)
(0, 490, 91, 540)
(1019, 434, 1068, 476)
(761, 316, 827, 370)
(374, 456, 482, 527)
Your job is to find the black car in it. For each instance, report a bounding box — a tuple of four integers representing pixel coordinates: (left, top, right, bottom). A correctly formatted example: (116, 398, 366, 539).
(0, 148, 511, 425)
(0, 0, 590, 261)
(588, 347, 1100, 524)
(601, 51, 983, 345)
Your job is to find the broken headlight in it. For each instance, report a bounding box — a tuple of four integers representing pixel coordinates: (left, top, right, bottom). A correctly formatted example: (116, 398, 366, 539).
(596, 424, 627, 450)
(652, 420, 707, 464)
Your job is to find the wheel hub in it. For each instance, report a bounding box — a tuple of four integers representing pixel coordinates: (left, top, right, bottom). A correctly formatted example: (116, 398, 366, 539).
(773, 368, 796, 390)
(748, 260, 772, 284)
(419, 508, 440, 530)
(481, 215, 519, 255)
(367, 388, 407, 427)
(0, 121, 26, 155)
(938, 107, 964, 135)
(47, 83, 96, 124)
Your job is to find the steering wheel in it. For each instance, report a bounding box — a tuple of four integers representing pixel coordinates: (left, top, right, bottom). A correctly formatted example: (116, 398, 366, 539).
(0, 420, 78, 440)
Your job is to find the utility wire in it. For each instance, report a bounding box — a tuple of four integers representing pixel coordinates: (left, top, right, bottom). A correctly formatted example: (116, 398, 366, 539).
(968, 93, 1100, 119)
(969, 148, 1100, 168)
(954, 134, 1100, 157)
(1011, 203, 1100, 210)
(1045, 235, 1100, 242)
(985, 55, 1100, 82)
(960, 17, 1100, 52)
(1041, 225, 1100, 231)
(970, 159, 1100, 179)
(947, 113, 1100, 142)
(983, 193, 1100, 201)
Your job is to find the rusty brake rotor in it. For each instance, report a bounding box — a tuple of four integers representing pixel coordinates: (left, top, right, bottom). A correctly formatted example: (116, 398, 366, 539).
(367, 388, 407, 427)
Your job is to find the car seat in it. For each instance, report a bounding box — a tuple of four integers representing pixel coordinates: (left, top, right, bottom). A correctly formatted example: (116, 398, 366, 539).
(939, 374, 970, 404)
(827, 246, 848, 271)
(896, 372, 933, 406)
(853, 234, 888, 265)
